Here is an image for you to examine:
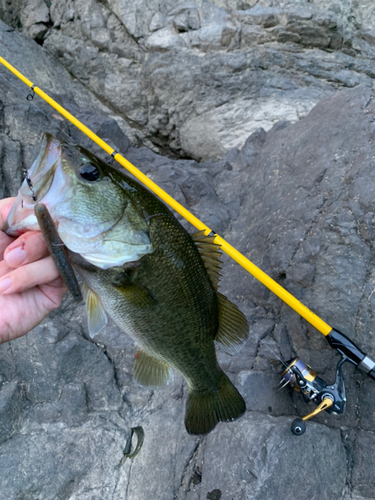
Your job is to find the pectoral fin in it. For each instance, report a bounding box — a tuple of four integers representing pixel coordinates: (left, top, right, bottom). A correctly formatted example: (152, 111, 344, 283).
(82, 284, 108, 338)
(215, 293, 249, 355)
(134, 349, 173, 386)
(121, 285, 157, 308)
(109, 269, 157, 309)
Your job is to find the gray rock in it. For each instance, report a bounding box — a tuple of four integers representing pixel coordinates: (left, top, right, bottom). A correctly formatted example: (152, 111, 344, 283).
(173, 12, 191, 32)
(149, 12, 166, 32)
(180, 413, 347, 500)
(352, 431, 375, 499)
(361, 29, 375, 46)
(3, 0, 375, 160)
(1, 3, 375, 498)
(237, 371, 295, 415)
(187, 8, 201, 30)
(20, 0, 50, 42)
(0, 77, 373, 497)
(146, 27, 186, 51)
(0, 381, 24, 444)
(236, 5, 280, 27)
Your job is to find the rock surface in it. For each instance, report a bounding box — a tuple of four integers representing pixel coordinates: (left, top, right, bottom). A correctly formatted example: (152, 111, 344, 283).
(2, 0, 375, 160)
(0, 4, 375, 500)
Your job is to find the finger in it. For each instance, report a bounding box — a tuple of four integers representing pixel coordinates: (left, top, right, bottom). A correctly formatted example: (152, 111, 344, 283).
(0, 259, 11, 278)
(0, 276, 67, 345)
(38, 277, 68, 309)
(0, 232, 14, 260)
(0, 197, 15, 230)
(3, 231, 49, 268)
(0, 255, 60, 295)
(0, 260, 13, 278)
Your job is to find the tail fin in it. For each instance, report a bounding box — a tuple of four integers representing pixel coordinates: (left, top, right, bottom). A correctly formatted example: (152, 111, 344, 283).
(185, 372, 246, 435)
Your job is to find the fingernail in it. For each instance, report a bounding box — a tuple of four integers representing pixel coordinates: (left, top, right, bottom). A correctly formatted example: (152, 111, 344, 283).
(6, 246, 26, 267)
(0, 278, 11, 293)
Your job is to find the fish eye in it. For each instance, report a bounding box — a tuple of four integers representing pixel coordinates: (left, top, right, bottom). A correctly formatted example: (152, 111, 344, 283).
(79, 163, 101, 182)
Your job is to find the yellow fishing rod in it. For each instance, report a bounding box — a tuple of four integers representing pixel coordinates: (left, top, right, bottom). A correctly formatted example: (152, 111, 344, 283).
(0, 55, 331, 336)
(1, 56, 375, 436)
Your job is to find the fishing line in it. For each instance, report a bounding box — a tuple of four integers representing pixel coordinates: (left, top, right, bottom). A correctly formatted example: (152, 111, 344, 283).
(138, 213, 173, 225)
(0, 70, 72, 204)
(0, 69, 132, 173)
(0, 70, 80, 147)
(251, 331, 288, 368)
(0, 65, 172, 235)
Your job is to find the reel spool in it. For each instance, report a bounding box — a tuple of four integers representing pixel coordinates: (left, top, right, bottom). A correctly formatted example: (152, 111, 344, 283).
(279, 356, 347, 435)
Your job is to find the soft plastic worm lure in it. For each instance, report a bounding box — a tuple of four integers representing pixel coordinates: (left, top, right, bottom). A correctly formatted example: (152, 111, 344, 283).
(119, 426, 145, 466)
(34, 203, 83, 303)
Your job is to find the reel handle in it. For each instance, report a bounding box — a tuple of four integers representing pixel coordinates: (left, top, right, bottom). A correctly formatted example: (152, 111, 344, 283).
(291, 398, 334, 435)
(327, 329, 375, 380)
(301, 397, 334, 421)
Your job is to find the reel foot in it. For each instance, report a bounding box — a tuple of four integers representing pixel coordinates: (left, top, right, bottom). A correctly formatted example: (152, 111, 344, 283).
(291, 418, 306, 436)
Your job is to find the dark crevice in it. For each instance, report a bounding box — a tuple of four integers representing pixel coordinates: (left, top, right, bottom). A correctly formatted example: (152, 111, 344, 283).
(275, 272, 286, 283)
(124, 459, 133, 500)
(340, 428, 356, 494)
(173, 437, 205, 500)
(136, 391, 160, 419)
(60, 67, 194, 160)
(0, 99, 5, 134)
(95, 0, 146, 51)
(83, 383, 90, 413)
(99, 345, 123, 397)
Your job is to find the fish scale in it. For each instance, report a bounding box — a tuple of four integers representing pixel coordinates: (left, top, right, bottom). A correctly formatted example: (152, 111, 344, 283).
(5, 133, 249, 435)
(73, 210, 221, 389)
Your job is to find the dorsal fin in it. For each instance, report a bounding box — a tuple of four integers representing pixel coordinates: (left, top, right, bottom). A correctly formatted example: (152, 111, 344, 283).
(192, 230, 222, 289)
(192, 230, 248, 354)
(215, 293, 249, 355)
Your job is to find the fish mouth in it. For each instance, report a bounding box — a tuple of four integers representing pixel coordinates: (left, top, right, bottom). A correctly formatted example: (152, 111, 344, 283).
(4, 133, 63, 236)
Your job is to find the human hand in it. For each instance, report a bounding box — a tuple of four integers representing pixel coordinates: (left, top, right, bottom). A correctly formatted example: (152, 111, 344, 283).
(0, 198, 67, 345)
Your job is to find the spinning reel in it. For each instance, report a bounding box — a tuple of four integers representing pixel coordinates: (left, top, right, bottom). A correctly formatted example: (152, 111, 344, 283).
(279, 329, 375, 435)
(280, 355, 346, 435)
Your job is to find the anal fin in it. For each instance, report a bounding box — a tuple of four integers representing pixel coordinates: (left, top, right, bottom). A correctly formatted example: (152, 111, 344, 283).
(134, 349, 172, 386)
(215, 293, 249, 355)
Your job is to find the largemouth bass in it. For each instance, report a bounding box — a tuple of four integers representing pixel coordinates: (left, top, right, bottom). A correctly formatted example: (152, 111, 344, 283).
(5, 133, 248, 435)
